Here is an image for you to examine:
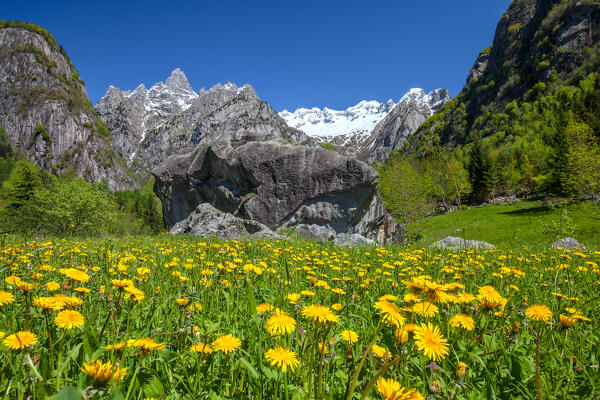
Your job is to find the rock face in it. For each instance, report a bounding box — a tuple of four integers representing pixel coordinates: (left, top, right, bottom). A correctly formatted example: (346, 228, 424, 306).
(360, 88, 450, 163)
(170, 203, 283, 240)
(551, 237, 586, 250)
(429, 236, 496, 250)
(0, 22, 137, 191)
(94, 68, 199, 167)
(153, 137, 398, 241)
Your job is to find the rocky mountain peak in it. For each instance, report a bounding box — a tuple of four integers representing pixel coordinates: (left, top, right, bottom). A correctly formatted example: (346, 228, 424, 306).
(360, 88, 451, 163)
(164, 68, 194, 93)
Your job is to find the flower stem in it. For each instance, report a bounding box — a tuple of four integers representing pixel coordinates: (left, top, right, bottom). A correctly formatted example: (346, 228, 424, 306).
(535, 323, 542, 400)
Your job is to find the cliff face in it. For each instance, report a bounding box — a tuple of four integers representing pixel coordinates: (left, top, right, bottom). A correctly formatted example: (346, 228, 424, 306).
(412, 0, 600, 147)
(0, 22, 137, 191)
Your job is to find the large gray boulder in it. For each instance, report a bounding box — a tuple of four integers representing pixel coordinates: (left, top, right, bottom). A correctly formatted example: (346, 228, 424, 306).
(552, 237, 586, 251)
(170, 203, 282, 240)
(429, 236, 495, 250)
(153, 137, 395, 240)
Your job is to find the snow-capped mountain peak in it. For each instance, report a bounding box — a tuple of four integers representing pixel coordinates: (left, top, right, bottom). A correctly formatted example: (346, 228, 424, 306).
(280, 99, 396, 139)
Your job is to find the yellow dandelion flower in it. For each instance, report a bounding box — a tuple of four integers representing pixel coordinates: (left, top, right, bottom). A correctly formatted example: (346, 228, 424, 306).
(0, 291, 15, 306)
(559, 315, 577, 328)
(127, 337, 165, 351)
(376, 378, 424, 400)
(256, 303, 274, 315)
(411, 302, 439, 318)
(266, 309, 296, 336)
(112, 279, 133, 289)
(60, 268, 90, 283)
(449, 314, 475, 331)
(374, 300, 405, 327)
(123, 286, 145, 302)
(176, 298, 189, 307)
(302, 304, 339, 324)
(55, 310, 85, 329)
(286, 293, 301, 305)
(413, 323, 449, 362)
(82, 360, 127, 384)
(105, 342, 126, 351)
(33, 296, 63, 311)
(264, 346, 299, 372)
(371, 344, 391, 360)
(525, 304, 553, 322)
(45, 281, 61, 291)
(212, 334, 241, 354)
(190, 343, 213, 354)
(340, 330, 358, 344)
(2, 331, 38, 350)
(456, 361, 467, 377)
(331, 303, 343, 311)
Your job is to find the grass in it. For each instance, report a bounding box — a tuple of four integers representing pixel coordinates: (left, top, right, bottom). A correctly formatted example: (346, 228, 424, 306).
(417, 199, 600, 249)
(0, 234, 599, 399)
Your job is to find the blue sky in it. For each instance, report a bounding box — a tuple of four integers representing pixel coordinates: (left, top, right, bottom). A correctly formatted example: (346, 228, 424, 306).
(4, 0, 512, 111)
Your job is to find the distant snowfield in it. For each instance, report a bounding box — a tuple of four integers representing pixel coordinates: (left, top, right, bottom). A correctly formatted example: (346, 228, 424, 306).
(279, 100, 395, 140)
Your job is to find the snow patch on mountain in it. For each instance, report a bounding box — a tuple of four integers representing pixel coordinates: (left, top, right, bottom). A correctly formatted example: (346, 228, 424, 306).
(279, 100, 395, 146)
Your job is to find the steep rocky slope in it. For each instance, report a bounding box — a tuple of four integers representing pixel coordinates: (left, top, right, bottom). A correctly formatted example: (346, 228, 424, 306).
(412, 0, 600, 148)
(0, 21, 136, 191)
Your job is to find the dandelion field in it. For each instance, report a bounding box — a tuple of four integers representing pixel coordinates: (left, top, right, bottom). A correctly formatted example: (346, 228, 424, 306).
(0, 235, 598, 399)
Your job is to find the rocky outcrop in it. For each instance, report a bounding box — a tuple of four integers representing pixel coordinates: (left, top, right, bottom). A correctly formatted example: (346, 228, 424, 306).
(152, 137, 397, 241)
(170, 203, 283, 240)
(359, 89, 450, 163)
(429, 236, 496, 250)
(467, 49, 490, 83)
(551, 237, 586, 250)
(0, 22, 137, 191)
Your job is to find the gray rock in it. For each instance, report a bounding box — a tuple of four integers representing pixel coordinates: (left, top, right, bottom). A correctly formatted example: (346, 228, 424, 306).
(153, 138, 379, 234)
(351, 192, 404, 243)
(359, 89, 450, 163)
(0, 25, 137, 191)
(152, 135, 403, 242)
(429, 236, 496, 250)
(552, 237, 586, 251)
(170, 203, 283, 240)
(333, 233, 376, 247)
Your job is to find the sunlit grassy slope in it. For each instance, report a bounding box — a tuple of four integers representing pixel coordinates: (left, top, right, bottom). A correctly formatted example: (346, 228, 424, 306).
(417, 200, 600, 249)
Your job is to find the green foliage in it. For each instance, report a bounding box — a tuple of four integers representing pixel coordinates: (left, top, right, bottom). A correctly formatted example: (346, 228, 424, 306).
(0, 160, 163, 236)
(22, 176, 115, 236)
(378, 150, 471, 241)
(0, 159, 42, 213)
(542, 201, 576, 242)
(318, 142, 335, 151)
(467, 139, 493, 202)
(554, 120, 600, 198)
